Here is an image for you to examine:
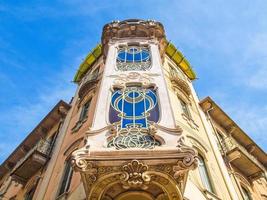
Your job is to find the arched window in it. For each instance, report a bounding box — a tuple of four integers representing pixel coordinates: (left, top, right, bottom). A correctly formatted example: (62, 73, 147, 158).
(110, 86, 159, 128)
(116, 46, 151, 71)
(198, 155, 214, 193)
(108, 86, 160, 149)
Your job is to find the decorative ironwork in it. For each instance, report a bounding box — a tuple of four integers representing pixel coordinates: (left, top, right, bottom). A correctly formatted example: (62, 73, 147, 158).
(108, 86, 161, 149)
(107, 126, 160, 149)
(116, 46, 151, 71)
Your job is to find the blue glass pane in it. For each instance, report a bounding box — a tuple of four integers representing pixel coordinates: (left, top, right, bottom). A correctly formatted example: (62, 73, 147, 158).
(122, 118, 134, 128)
(135, 119, 147, 128)
(117, 51, 126, 62)
(109, 87, 159, 130)
(123, 100, 134, 117)
(141, 51, 150, 61)
(109, 106, 120, 123)
(147, 104, 159, 123)
(126, 53, 134, 62)
(134, 52, 141, 62)
(129, 47, 138, 53)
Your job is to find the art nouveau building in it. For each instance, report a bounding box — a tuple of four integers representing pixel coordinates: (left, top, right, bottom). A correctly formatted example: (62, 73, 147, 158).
(0, 19, 266, 200)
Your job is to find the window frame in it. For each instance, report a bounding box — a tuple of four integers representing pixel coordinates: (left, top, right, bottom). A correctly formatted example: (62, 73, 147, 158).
(179, 97, 191, 118)
(79, 99, 91, 122)
(116, 45, 151, 71)
(198, 154, 215, 194)
(57, 159, 73, 197)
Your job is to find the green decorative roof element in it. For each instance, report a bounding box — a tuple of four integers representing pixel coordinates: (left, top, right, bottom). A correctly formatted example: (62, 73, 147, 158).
(165, 42, 196, 80)
(73, 44, 102, 83)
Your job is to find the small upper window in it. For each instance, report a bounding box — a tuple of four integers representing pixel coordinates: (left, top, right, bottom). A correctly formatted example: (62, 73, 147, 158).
(198, 155, 214, 193)
(79, 99, 91, 121)
(179, 98, 190, 118)
(116, 46, 151, 71)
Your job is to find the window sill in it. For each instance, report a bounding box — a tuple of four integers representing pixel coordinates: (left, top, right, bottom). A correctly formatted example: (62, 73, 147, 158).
(181, 113, 199, 131)
(71, 117, 88, 133)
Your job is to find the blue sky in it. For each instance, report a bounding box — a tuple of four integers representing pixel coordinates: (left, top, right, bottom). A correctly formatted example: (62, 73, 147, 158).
(0, 0, 266, 162)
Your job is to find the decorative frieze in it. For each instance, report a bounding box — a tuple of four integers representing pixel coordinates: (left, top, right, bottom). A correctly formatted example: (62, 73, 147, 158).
(101, 19, 167, 59)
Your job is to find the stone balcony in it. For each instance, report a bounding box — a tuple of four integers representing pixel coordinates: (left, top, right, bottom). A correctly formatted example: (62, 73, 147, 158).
(78, 73, 101, 99)
(10, 139, 52, 184)
(169, 72, 191, 96)
(222, 137, 265, 179)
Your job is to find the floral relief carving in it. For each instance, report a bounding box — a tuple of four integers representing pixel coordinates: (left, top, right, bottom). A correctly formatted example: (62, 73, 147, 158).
(174, 136, 198, 180)
(111, 72, 158, 90)
(120, 160, 151, 190)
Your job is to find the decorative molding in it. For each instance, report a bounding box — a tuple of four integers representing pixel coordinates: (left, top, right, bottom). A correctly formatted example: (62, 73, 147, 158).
(154, 123, 183, 135)
(120, 160, 151, 189)
(174, 136, 198, 177)
(169, 73, 191, 96)
(101, 19, 167, 59)
(181, 113, 199, 131)
(110, 72, 158, 91)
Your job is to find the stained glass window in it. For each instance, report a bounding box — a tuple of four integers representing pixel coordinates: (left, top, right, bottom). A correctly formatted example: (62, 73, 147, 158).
(108, 86, 160, 149)
(116, 46, 151, 71)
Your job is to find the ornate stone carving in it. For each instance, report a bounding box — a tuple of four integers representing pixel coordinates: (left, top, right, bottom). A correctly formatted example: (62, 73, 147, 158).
(120, 160, 151, 190)
(101, 19, 167, 59)
(169, 73, 191, 96)
(174, 136, 198, 180)
(111, 72, 158, 91)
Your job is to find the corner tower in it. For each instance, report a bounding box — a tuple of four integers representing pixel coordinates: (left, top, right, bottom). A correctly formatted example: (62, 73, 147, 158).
(72, 19, 198, 200)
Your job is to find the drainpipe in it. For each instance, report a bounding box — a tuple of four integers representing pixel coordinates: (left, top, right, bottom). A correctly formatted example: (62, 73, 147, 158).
(206, 107, 245, 200)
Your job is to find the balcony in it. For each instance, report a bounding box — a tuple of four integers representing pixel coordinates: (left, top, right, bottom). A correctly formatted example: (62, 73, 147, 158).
(222, 137, 265, 179)
(169, 72, 191, 96)
(78, 73, 100, 99)
(10, 139, 51, 184)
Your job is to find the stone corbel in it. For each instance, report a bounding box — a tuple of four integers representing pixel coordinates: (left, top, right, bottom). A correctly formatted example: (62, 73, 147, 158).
(71, 145, 95, 173)
(173, 136, 198, 192)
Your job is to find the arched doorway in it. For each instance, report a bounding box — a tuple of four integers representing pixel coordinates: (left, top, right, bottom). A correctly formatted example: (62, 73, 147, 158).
(115, 191, 154, 200)
(88, 171, 183, 200)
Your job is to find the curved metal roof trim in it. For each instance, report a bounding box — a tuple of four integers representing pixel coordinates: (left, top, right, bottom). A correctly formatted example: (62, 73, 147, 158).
(165, 42, 197, 80)
(73, 44, 102, 83)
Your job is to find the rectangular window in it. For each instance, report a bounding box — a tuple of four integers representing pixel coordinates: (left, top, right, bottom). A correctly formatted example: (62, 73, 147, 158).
(179, 98, 190, 118)
(79, 99, 91, 121)
(198, 155, 214, 193)
(58, 160, 73, 197)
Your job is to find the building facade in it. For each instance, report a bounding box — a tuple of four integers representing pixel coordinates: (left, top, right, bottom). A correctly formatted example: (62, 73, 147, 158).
(0, 19, 266, 200)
